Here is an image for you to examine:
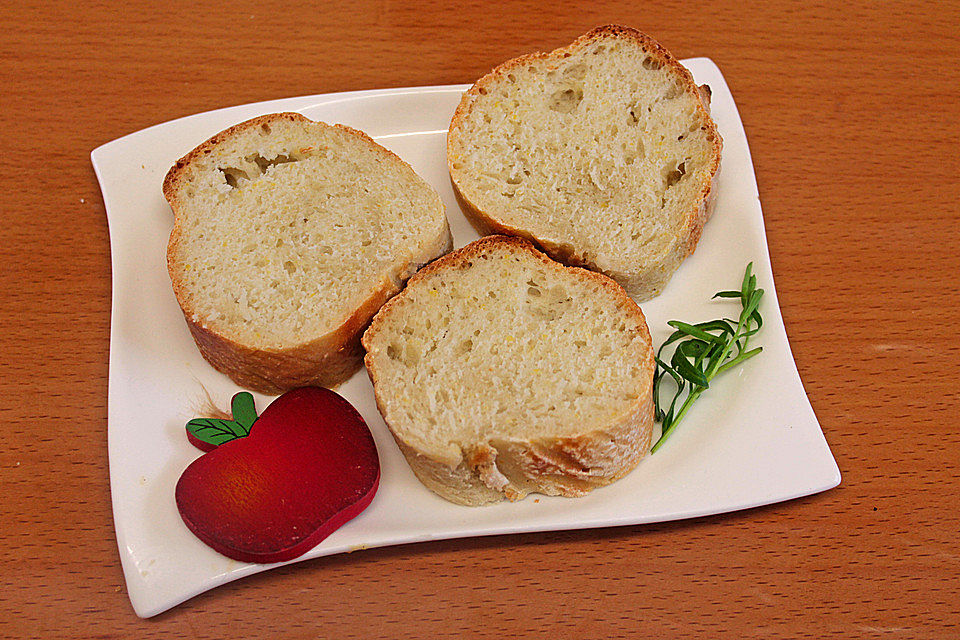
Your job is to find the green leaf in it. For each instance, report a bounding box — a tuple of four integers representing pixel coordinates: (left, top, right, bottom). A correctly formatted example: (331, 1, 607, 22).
(186, 418, 246, 447)
(660, 327, 691, 350)
(651, 263, 765, 453)
(671, 346, 709, 387)
(741, 263, 756, 298)
(653, 356, 685, 423)
(716, 346, 764, 375)
(693, 319, 736, 334)
(677, 339, 709, 359)
(185, 393, 260, 449)
(667, 320, 725, 344)
(230, 392, 259, 434)
(741, 290, 762, 319)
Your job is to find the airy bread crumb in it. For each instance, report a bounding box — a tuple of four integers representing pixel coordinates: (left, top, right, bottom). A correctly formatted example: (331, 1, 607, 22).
(165, 113, 451, 393)
(363, 236, 654, 506)
(448, 25, 722, 301)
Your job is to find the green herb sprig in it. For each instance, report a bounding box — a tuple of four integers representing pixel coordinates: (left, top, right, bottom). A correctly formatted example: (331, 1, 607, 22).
(651, 263, 765, 452)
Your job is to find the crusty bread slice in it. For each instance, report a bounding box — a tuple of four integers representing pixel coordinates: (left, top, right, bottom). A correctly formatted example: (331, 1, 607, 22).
(164, 112, 451, 394)
(447, 25, 722, 301)
(362, 235, 654, 506)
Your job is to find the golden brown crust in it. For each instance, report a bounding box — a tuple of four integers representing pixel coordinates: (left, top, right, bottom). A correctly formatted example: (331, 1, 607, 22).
(164, 113, 452, 394)
(362, 235, 655, 506)
(182, 276, 393, 394)
(163, 112, 304, 202)
(365, 234, 648, 344)
(163, 113, 424, 208)
(450, 178, 610, 275)
(447, 25, 723, 301)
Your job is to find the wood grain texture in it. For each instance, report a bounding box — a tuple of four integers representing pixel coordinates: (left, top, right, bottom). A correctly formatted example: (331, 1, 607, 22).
(1, 0, 958, 637)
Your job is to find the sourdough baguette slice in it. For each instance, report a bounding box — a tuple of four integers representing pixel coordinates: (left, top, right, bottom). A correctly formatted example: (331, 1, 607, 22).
(447, 25, 722, 301)
(362, 235, 654, 506)
(164, 112, 451, 394)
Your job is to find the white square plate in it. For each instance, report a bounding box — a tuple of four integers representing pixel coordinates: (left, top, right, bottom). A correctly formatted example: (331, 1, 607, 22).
(93, 58, 840, 618)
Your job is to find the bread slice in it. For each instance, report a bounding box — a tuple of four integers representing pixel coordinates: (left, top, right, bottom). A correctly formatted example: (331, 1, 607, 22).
(447, 25, 722, 301)
(362, 235, 654, 506)
(164, 112, 452, 394)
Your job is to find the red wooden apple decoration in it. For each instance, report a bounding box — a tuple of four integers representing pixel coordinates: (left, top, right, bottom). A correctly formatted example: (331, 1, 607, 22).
(175, 387, 380, 563)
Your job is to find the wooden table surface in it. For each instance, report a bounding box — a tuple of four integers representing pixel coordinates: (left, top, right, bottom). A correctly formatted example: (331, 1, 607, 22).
(2, 0, 958, 637)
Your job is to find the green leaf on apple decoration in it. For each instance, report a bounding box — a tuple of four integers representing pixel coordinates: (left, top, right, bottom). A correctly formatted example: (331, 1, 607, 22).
(186, 391, 259, 448)
(230, 392, 258, 434)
